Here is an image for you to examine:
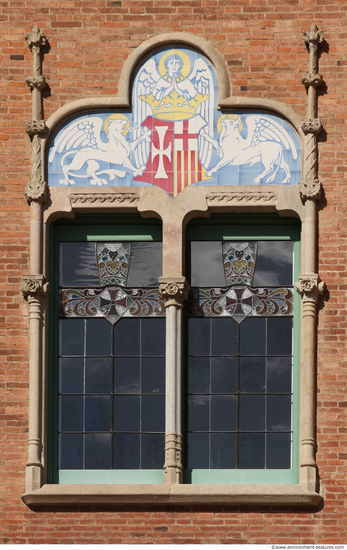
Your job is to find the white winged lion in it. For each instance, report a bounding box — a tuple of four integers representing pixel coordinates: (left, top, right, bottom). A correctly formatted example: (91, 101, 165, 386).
(203, 114, 297, 184)
(49, 114, 151, 186)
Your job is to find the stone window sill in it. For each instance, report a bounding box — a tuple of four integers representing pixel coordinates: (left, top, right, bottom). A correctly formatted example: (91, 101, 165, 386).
(22, 484, 322, 509)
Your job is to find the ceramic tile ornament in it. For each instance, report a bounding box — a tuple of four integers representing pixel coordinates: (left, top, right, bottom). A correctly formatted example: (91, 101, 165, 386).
(48, 48, 301, 196)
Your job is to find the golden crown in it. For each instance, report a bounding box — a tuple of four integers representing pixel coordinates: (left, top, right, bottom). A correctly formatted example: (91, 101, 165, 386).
(140, 90, 209, 121)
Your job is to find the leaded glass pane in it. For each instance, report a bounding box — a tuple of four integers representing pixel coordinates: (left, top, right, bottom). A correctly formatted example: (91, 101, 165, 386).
(186, 238, 294, 471)
(58, 239, 165, 472)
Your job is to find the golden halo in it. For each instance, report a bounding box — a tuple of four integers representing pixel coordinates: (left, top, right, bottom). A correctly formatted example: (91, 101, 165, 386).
(158, 49, 191, 79)
(104, 114, 130, 136)
(217, 114, 243, 134)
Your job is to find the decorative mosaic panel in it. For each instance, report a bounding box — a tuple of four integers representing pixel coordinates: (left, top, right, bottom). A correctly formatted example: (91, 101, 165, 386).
(187, 286, 293, 324)
(48, 48, 301, 197)
(61, 286, 165, 325)
(96, 242, 131, 287)
(222, 242, 257, 286)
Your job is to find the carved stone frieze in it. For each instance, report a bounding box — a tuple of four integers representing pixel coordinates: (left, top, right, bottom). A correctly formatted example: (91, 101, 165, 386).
(159, 277, 190, 308)
(301, 119, 322, 135)
(69, 193, 139, 206)
(25, 120, 46, 136)
(206, 191, 278, 206)
(299, 179, 321, 201)
(20, 275, 49, 298)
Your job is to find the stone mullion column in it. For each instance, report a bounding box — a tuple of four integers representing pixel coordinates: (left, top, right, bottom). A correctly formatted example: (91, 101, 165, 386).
(297, 24, 325, 492)
(159, 277, 189, 484)
(21, 26, 48, 493)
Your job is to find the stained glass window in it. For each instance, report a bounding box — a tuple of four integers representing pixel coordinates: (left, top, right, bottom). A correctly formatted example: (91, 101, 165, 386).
(54, 224, 166, 479)
(184, 227, 298, 477)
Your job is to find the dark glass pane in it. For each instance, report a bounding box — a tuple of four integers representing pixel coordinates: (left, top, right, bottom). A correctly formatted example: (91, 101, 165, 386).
(85, 358, 112, 393)
(141, 358, 165, 394)
(141, 318, 165, 356)
(211, 318, 238, 356)
(114, 396, 140, 432)
(240, 357, 266, 393)
(210, 433, 237, 469)
(59, 242, 100, 287)
(211, 396, 237, 431)
(187, 433, 209, 469)
(188, 395, 209, 431)
(127, 242, 162, 287)
(113, 433, 140, 469)
(267, 395, 292, 432)
(267, 317, 292, 356)
(114, 358, 141, 394)
(267, 357, 292, 393)
(114, 318, 140, 356)
(59, 433, 83, 469)
(189, 241, 226, 287)
(85, 434, 111, 469)
(141, 434, 165, 469)
(85, 396, 111, 432)
(239, 395, 265, 432)
(266, 433, 291, 469)
(252, 241, 293, 287)
(86, 319, 112, 356)
(211, 357, 238, 394)
(239, 433, 265, 469)
(59, 319, 84, 356)
(188, 317, 210, 356)
(188, 357, 210, 394)
(59, 358, 84, 393)
(240, 318, 266, 356)
(59, 396, 83, 432)
(142, 396, 165, 432)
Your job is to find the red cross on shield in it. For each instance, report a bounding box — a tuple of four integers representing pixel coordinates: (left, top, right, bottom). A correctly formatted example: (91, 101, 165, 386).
(134, 115, 208, 197)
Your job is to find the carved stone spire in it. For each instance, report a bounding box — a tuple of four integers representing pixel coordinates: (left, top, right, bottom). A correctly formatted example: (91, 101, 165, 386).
(300, 24, 324, 202)
(25, 26, 48, 204)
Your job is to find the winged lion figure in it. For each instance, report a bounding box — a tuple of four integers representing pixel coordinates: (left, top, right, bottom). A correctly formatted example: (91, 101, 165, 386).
(202, 114, 298, 184)
(49, 114, 151, 186)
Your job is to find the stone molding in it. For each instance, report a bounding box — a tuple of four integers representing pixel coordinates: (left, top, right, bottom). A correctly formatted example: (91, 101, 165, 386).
(69, 192, 139, 206)
(207, 191, 278, 206)
(20, 274, 49, 298)
(164, 432, 183, 485)
(159, 277, 190, 308)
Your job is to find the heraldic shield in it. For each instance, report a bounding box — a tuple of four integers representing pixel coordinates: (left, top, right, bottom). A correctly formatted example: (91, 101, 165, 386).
(48, 48, 301, 196)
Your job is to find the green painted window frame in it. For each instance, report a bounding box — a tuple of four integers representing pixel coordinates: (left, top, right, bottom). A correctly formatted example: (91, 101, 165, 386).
(48, 214, 164, 485)
(184, 214, 301, 485)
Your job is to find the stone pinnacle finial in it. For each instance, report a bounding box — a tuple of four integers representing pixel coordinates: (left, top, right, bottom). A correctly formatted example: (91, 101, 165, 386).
(303, 24, 324, 47)
(25, 25, 47, 50)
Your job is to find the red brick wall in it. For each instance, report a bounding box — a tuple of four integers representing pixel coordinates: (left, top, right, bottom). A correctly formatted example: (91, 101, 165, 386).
(1, 0, 346, 543)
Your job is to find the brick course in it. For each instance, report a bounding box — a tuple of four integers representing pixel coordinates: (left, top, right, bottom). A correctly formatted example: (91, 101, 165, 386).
(1, 0, 346, 544)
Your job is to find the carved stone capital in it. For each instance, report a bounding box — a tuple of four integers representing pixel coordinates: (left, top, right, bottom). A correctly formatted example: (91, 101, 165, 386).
(26, 75, 46, 90)
(299, 179, 321, 201)
(21, 275, 49, 298)
(301, 118, 322, 135)
(295, 273, 325, 297)
(25, 120, 46, 136)
(25, 25, 47, 49)
(159, 277, 190, 308)
(25, 178, 47, 204)
(301, 73, 322, 88)
(303, 24, 324, 47)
